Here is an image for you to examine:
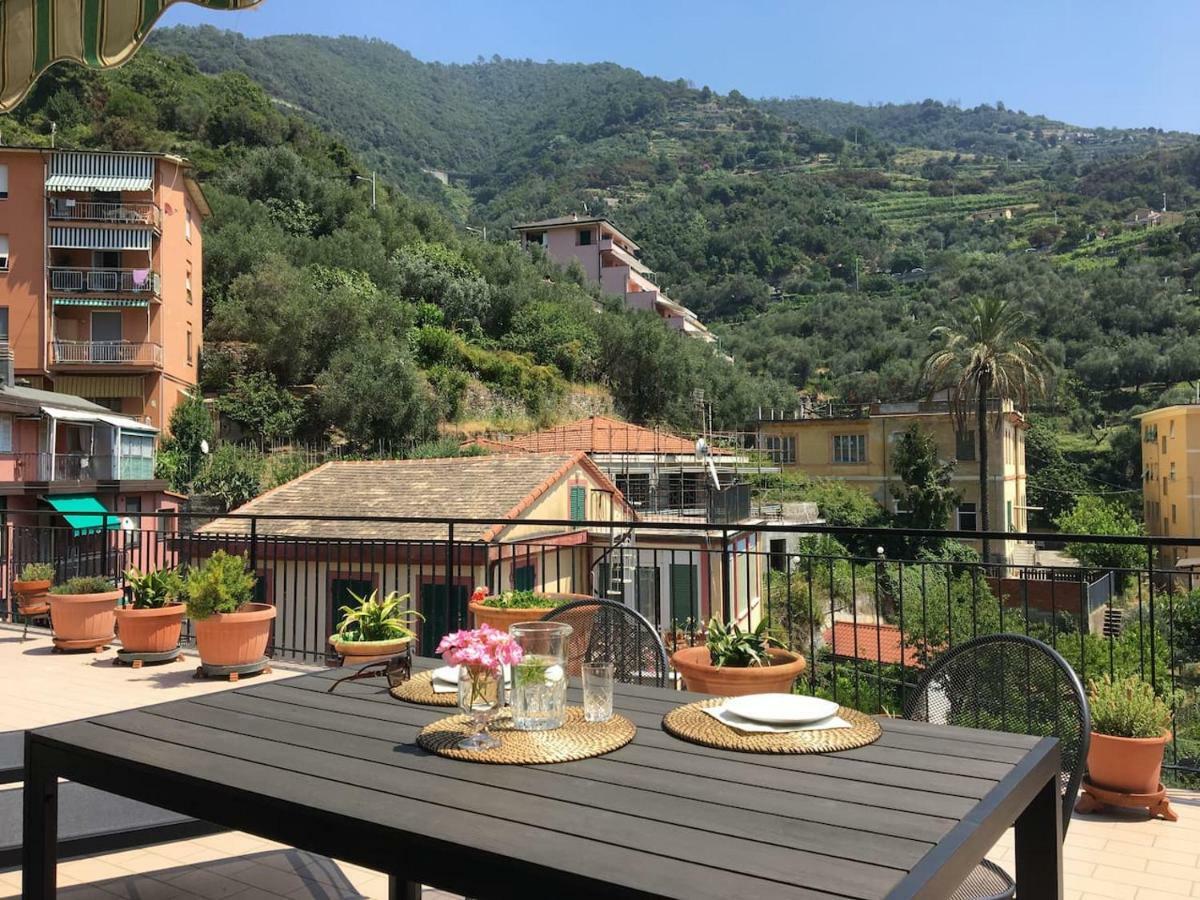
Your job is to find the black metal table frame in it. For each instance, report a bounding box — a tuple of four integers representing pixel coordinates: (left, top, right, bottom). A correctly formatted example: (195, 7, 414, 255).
(21, 669, 1064, 900)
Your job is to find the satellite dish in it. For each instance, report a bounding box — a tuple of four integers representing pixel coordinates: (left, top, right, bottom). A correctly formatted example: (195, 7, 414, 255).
(121, 517, 135, 531)
(694, 438, 708, 459)
(200, 439, 210, 455)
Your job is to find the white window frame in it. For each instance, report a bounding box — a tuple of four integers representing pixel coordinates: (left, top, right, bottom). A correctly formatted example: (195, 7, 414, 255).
(957, 502, 978, 531)
(0, 235, 9, 271)
(832, 433, 867, 464)
(761, 434, 796, 464)
(0, 164, 8, 199)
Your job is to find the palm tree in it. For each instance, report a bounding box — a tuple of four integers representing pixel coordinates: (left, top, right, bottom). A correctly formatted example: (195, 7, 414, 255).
(921, 297, 1052, 562)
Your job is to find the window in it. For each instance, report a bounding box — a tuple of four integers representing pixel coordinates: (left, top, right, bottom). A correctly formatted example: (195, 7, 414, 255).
(185, 204, 192, 242)
(577, 228, 593, 246)
(0, 164, 7, 199)
(1162, 435, 1168, 453)
(185, 263, 193, 304)
(0, 307, 8, 341)
(186, 328, 193, 365)
(156, 506, 175, 536)
(955, 431, 976, 461)
(832, 433, 866, 464)
(1171, 462, 1177, 481)
(1172, 504, 1178, 525)
(0, 415, 11, 452)
(569, 484, 586, 521)
(91, 311, 122, 342)
(1170, 420, 1176, 439)
(525, 231, 545, 247)
(124, 497, 142, 548)
(1163, 476, 1168, 496)
(0, 235, 8, 271)
(1006, 499, 1013, 531)
(769, 539, 788, 573)
(614, 472, 650, 507)
(761, 434, 796, 464)
(957, 502, 977, 531)
(635, 566, 659, 624)
(513, 564, 536, 592)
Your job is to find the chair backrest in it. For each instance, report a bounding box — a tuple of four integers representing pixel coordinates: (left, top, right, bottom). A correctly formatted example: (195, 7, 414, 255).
(904, 633, 1090, 838)
(544, 598, 670, 687)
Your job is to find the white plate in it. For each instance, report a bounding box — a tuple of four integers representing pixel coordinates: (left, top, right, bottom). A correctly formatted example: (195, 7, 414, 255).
(724, 694, 839, 725)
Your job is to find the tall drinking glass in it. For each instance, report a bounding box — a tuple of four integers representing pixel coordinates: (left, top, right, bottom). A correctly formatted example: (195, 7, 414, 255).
(509, 621, 572, 730)
(582, 662, 614, 723)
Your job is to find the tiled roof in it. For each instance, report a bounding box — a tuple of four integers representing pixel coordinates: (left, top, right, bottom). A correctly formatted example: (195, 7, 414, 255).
(199, 452, 605, 542)
(501, 416, 718, 456)
(821, 621, 920, 668)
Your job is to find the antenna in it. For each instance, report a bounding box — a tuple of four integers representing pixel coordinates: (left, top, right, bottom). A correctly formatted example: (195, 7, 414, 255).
(49, 122, 57, 148)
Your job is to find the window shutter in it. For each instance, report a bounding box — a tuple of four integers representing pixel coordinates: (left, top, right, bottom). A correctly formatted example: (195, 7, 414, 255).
(569, 485, 586, 521)
(0, 415, 11, 452)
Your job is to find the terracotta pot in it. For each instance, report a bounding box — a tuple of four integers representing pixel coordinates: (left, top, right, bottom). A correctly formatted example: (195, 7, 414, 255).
(193, 603, 276, 667)
(47, 589, 122, 651)
(115, 603, 186, 654)
(1087, 730, 1171, 795)
(329, 635, 412, 665)
(12, 578, 52, 616)
(671, 645, 807, 697)
(468, 602, 553, 633)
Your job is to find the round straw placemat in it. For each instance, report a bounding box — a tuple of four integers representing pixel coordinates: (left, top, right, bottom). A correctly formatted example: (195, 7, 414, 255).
(663, 698, 881, 754)
(390, 670, 457, 707)
(418, 707, 635, 764)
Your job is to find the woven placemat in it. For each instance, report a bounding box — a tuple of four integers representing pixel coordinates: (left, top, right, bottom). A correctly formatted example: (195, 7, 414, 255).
(663, 698, 881, 754)
(418, 707, 635, 764)
(389, 670, 458, 707)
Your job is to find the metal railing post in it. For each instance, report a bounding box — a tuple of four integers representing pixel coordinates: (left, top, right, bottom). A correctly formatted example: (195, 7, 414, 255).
(446, 523, 456, 632)
(249, 517, 258, 573)
(720, 528, 731, 624)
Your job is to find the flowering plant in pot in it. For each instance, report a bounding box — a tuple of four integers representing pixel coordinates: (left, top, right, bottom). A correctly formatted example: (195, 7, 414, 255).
(1086, 674, 1175, 796)
(116, 567, 186, 655)
(330, 590, 423, 661)
(47, 575, 122, 652)
(468, 587, 558, 631)
(13, 562, 55, 622)
(436, 624, 524, 751)
(670, 617, 806, 697)
(185, 551, 274, 670)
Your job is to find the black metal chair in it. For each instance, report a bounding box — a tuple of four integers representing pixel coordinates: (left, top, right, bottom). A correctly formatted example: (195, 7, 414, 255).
(905, 633, 1090, 900)
(544, 597, 670, 687)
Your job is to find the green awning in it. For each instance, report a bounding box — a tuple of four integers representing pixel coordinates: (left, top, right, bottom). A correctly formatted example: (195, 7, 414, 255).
(45, 495, 119, 535)
(53, 297, 149, 308)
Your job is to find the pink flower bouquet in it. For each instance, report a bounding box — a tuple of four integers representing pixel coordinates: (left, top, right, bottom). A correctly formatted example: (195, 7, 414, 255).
(435, 623, 524, 674)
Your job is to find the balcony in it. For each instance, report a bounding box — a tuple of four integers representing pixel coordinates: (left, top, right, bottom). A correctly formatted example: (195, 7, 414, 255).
(49, 267, 161, 296)
(50, 340, 164, 370)
(49, 199, 160, 228)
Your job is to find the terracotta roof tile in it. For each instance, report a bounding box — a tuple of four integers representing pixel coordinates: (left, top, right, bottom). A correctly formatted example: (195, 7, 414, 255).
(500, 416, 717, 455)
(821, 621, 920, 668)
(198, 453, 604, 542)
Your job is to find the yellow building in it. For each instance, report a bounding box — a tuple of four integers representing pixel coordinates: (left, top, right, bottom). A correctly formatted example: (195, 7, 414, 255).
(754, 400, 1028, 561)
(1136, 405, 1200, 560)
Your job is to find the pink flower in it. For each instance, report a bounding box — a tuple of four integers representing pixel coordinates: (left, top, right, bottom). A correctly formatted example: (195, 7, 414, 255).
(436, 625, 523, 673)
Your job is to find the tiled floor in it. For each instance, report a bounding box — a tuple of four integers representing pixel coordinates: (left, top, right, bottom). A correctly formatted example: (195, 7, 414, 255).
(2, 625, 1199, 899)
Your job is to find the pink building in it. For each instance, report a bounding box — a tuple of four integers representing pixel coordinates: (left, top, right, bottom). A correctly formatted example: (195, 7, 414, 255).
(513, 215, 714, 343)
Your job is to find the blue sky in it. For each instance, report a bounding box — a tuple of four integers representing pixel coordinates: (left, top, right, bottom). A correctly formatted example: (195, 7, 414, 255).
(163, 0, 1200, 132)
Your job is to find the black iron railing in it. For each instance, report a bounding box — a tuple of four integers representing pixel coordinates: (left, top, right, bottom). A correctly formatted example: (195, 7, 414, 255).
(2, 511, 1197, 783)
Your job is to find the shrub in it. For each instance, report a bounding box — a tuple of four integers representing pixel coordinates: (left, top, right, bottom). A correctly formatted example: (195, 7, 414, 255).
(18, 562, 55, 583)
(477, 590, 557, 610)
(185, 551, 257, 620)
(1088, 675, 1174, 739)
(193, 444, 264, 511)
(51, 576, 116, 595)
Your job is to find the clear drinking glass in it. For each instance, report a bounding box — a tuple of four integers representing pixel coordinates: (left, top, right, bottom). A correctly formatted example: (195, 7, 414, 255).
(509, 621, 573, 730)
(457, 664, 503, 750)
(582, 662, 614, 723)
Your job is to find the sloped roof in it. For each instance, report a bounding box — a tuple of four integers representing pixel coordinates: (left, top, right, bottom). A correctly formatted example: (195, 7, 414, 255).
(501, 416, 720, 456)
(198, 452, 621, 542)
(511, 215, 639, 250)
(822, 621, 920, 668)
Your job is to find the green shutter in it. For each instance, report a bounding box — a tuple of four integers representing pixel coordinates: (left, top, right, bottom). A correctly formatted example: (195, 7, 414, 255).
(514, 564, 536, 591)
(669, 564, 698, 627)
(569, 485, 586, 521)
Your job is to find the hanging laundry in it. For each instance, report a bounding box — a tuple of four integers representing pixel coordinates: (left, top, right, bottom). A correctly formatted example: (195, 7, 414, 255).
(132, 268, 150, 287)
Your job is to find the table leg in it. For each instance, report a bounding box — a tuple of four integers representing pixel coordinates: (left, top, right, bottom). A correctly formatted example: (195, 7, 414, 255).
(1014, 773, 1063, 900)
(21, 736, 58, 899)
(388, 875, 421, 899)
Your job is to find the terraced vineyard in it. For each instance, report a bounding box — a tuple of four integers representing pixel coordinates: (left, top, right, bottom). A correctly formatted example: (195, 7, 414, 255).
(865, 191, 1037, 225)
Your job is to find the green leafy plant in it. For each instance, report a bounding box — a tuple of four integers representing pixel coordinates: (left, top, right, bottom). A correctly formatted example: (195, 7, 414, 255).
(705, 616, 777, 668)
(334, 590, 423, 643)
(1088, 675, 1174, 739)
(124, 567, 184, 610)
(184, 551, 257, 620)
(50, 576, 116, 595)
(18, 562, 55, 583)
(479, 590, 557, 610)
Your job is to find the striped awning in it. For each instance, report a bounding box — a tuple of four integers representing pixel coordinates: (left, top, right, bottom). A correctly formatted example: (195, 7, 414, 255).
(49, 226, 152, 250)
(54, 374, 145, 399)
(0, 0, 265, 113)
(53, 298, 149, 308)
(45, 175, 153, 192)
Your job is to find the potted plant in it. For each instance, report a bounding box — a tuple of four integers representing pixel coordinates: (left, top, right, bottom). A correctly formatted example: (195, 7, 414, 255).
(185, 551, 275, 671)
(670, 617, 806, 697)
(47, 576, 122, 652)
(115, 567, 186, 657)
(1086, 674, 1174, 796)
(13, 562, 55, 631)
(330, 590, 423, 663)
(468, 587, 560, 632)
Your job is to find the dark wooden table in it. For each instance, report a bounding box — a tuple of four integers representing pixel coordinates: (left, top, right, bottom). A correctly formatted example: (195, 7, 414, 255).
(23, 661, 1063, 899)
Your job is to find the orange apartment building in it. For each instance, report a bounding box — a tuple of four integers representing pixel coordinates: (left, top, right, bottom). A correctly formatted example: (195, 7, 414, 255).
(0, 147, 207, 430)
(513, 214, 715, 343)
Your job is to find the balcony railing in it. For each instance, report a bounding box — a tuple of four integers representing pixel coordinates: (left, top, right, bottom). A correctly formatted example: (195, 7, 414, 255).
(49, 268, 161, 295)
(50, 340, 163, 367)
(48, 200, 160, 227)
(0, 453, 118, 481)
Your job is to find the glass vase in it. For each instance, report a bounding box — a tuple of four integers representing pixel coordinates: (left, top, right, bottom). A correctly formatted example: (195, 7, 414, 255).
(457, 664, 503, 750)
(509, 621, 573, 730)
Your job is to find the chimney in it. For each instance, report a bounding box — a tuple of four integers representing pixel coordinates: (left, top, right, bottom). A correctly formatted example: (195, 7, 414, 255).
(0, 342, 13, 388)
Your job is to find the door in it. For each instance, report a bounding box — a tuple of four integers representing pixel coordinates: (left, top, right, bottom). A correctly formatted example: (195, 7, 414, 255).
(329, 577, 374, 638)
(634, 566, 660, 626)
(91, 311, 122, 342)
(420, 582, 469, 653)
(669, 564, 698, 629)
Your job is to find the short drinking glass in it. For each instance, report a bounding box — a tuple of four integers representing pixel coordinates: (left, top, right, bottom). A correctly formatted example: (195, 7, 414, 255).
(582, 662, 614, 723)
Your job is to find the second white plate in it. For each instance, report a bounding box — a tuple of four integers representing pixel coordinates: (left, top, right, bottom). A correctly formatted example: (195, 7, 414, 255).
(724, 693, 839, 725)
